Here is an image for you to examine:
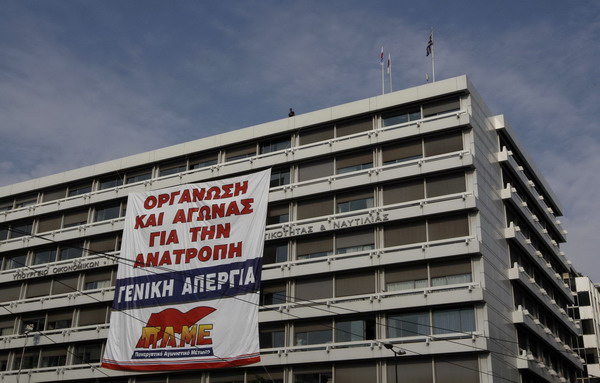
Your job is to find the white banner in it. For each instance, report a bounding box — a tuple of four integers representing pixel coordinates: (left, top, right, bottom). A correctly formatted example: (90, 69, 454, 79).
(102, 170, 270, 371)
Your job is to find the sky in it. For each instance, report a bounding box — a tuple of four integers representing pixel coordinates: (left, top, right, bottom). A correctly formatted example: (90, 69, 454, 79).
(0, 0, 599, 280)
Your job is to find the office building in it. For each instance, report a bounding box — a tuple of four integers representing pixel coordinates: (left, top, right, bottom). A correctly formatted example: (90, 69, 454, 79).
(570, 275, 600, 383)
(0, 75, 584, 382)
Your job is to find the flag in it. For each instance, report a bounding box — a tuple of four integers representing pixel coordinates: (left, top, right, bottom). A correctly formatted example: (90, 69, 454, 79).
(387, 53, 391, 74)
(426, 32, 433, 56)
(380, 46, 384, 64)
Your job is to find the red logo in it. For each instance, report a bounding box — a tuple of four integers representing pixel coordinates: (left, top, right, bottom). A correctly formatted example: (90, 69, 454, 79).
(136, 307, 216, 349)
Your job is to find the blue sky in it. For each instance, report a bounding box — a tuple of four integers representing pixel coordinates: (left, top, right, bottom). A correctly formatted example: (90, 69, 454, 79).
(1, 1, 599, 280)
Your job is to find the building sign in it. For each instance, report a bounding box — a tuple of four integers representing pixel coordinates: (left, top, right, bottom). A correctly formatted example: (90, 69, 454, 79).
(101, 170, 270, 371)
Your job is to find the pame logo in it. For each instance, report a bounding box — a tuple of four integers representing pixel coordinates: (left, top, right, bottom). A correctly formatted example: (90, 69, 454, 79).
(135, 307, 215, 349)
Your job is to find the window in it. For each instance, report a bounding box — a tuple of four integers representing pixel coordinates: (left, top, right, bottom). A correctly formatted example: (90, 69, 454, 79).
(98, 175, 122, 190)
(382, 139, 423, 164)
(159, 161, 187, 177)
(46, 311, 73, 330)
(422, 96, 460, 117)
(336, 117, 372, 137)
(299, 125, 334, 146)
(226, 144, 256, 161)
(264, 242, 288, 264)
(296, 235, 333, 260)
(9, 221, 33, 238)
(0, 319, 14, 336)
(33, 248, 56, 265)
(37, 215, 62, 233)
(388, 311, 430, 338)
(335, 318, 375, 342)
(246, 369, 284, 383)
(1, 284, 21, 303)
(14, 195, 37, 209)
(62, 209, 88, 228)
(428, 214, 469, 241)
(83, 270, 113, 290)
(94, 202, 122, 221)
(336, 363, 377, 383)
(261, 282, 287, 305)
(43, 188, 67, 202)
(295, 276, 333, 301)
(426, 172, 466, 197)
(386, 358, 432, 383)
(297, 196, 333, 220)
(126, 169, 152, 184)
(78, 306, 109, 326)
(21, 316, 46, 332)
(578, 291, 591, 306)
(267, 203, 289, 225)
(74, 342, 103, 364)
(434, 355, 480, 383)
(13, 350, 39, 370)
(430, 259, 472, 286)
(423, 131, 463, 157)
(40, 347, 68, 367)
(87, 236, 117, 254)
(295, 322, 332, 345)
(67, 182, 92, 197)
(51, 275, 79, 295)
(432, 307, 475, 334)
(297, 158, 334, 182)
(386, 265, 428, 291)
(3, 253, 27, 270)
(189, 153, 218, 170)
(382, 106, 421, 127)
(581, 319, 595, 335)
(335, 271, 375, 297)
(336, 189, 374, 213)
(383, 179, 425, 205)
(293, 366, 332, 383)
(26, 279, 52, 298)
(335, 229, 374, 254)
(259, 324, 285, 348)
(0, 200, 13, 211)
(270, 168, 291, 187)
(336, 150, 373, 174)
(58, 243, 83, 261)
(261, 137, 291, 154)
(384, 220, 426, 247)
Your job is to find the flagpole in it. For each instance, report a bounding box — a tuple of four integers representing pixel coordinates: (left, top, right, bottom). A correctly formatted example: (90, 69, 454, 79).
(431, 28, 436, 82)
(380, 46, 385, 95)
(388, 53, 393, 92)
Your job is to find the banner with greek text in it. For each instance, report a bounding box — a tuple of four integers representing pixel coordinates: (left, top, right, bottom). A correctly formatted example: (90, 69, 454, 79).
(101, 169, 270, 371)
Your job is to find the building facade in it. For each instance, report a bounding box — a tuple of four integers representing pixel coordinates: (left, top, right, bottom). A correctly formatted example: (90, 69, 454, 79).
(571, 276, 600, 383)
(0, 76, 584, 382)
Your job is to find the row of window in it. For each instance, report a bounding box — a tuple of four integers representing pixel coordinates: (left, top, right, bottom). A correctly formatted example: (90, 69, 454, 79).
(260, 306, 476, 349)
(0, 234, 119, 271)
(517, 328, 577, 382)
(0, 304, 111, 336)
(0, 350, 480, 383)
(509, 244, 570, 311)
(1, 268, 114, 304)
(513, 286, 575, 348)
(261, 257, 474, 305)
(0, 121, 464, 215)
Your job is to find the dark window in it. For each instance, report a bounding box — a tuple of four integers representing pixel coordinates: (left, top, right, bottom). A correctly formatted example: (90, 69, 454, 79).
(226, 144, 256, 161)
(422, 96, 460, 117)
(383, 179, 425, 205)
(384, 220, 427, 246)
(189, 153, 218, 169)
(336, 117, 372, 137)
(424, 131, 463, 157)
(382, 106, 421, 127)
(335, 229, 374, 254)
(270, 168, 291, 187)
(428, 214, 469, 240)
(98, 176, 122, 190)
(51, 276, 79, 295)
(426, 172, 466, 197)
(79, 306, 108, 326)
(336, 150, 373, 174)
(335, 319, 375, 342)
(386, 265, 428, 291)
(434, 355, 480, 383)
(297, 158, 334, 182)
(578, 291, 591, 306)
(10, 221, 33, 238)
(67, 182, 92, 197)
(126, 170, 152, 184)
(264, 242, 288, 264)
(159, 161, 187, 177)
(74, 342, 103, 364)
(267, 203, 289, 225)
(261, 282, 286, 305)
(581, 319, 595, 335)
(3, 253, 27, 270)
(336, 189, 374, 213)
(299, 125, 334, 146)
(295, 321, 332, 345)
(58, 244, 83, 261)
(33, 248, 56, 265)
(62, 210, 88, 228)
(386, 358, 432, 383)
(297, 235, 333, 260)
(430, 259, 472, 286)
(95, 203, 122, 221)
(259, 324, 285, 348)
(261, 137, 291, 154)
(87, 236, 117, 254)
(382, 140, 423, 164)
(40, 347, 68, 367)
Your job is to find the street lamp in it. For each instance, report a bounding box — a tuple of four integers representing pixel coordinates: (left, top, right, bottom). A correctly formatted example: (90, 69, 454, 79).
(17, 323, 34, 382)
(383, 343, 406, 383)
